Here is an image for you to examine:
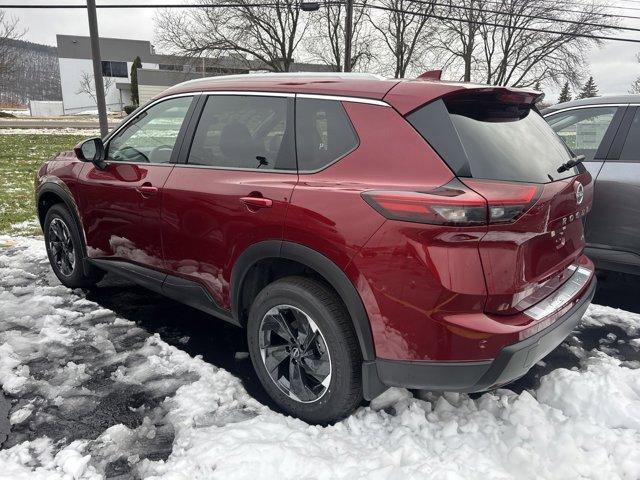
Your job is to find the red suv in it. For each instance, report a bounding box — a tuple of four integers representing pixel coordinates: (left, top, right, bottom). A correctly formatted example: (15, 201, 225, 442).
(36, 73, 596, 423)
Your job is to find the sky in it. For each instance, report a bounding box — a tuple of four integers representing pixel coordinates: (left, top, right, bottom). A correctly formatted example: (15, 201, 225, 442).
(5, 0, 640, 101)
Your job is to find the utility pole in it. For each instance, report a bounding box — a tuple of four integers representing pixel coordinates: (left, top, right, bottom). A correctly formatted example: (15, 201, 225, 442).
(343, 0, 354, 72)
(86, 0, 108, 137)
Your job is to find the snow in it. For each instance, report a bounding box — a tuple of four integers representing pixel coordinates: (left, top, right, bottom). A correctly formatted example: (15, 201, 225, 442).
(583, 303, 640, 337)
(0, 236, 639, 479)
(0, 128, 101, 136)
(0, 109, 29, 117)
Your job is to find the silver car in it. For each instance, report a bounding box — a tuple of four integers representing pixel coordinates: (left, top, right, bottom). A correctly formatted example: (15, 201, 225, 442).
(543, 96, 640, 276)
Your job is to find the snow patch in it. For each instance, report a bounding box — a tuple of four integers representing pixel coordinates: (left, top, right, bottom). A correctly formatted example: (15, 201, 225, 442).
(0, 236, 639, 479)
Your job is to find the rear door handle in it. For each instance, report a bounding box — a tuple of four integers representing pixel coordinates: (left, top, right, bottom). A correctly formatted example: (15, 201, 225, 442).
(136, 184, 158, 197)
(240, 197, 273, 209)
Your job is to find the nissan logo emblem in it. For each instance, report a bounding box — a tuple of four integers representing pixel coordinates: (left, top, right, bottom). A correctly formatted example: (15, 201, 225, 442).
(575, 182, 584, 205)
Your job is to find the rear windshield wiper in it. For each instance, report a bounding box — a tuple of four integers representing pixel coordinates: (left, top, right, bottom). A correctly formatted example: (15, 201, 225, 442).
(557, 155, 585, 173)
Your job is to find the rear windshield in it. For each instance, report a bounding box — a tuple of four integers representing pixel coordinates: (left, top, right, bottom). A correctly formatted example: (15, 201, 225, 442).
(407, 93, 578, 183)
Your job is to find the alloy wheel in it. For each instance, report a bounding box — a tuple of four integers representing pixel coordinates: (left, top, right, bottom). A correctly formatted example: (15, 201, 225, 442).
(258, 304, 332, 403)
(48, 218, 75, 276)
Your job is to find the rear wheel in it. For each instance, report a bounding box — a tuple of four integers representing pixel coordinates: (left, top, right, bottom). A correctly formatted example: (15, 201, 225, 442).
(44, 204, 103, 288)
(247, 276, 362, 424)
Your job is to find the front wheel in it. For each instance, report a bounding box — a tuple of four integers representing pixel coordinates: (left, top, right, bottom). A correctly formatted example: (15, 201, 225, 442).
(44, 204, 104, 288)
(247, 276, 362, 424)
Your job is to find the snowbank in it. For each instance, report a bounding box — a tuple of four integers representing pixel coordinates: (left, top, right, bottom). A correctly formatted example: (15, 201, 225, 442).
(0, 237, 639, 479)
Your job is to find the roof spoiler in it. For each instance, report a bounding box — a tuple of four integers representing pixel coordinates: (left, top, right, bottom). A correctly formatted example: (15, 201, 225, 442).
(447, 86, 544, 106)
(417, 69, 442, 81)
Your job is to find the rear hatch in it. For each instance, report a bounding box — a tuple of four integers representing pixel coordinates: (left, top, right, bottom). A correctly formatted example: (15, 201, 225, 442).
(406, 88, 593, 315)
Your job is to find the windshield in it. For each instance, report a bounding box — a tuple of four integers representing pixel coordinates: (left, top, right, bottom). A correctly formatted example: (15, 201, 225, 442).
(408, 94, 578, 184)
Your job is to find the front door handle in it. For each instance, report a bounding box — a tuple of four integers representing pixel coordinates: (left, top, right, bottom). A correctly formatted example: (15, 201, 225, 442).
(240, 196, 273, 209)
(136, 184, 158, 197)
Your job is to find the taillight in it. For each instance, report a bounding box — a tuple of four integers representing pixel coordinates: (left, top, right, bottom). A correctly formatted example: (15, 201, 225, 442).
(362, 178, 541, 226)
(361, 179, 487, 226)
(462, 179, 541, 224)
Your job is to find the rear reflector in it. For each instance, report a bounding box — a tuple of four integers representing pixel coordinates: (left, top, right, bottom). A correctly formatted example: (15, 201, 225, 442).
(362, 178, 541, 226)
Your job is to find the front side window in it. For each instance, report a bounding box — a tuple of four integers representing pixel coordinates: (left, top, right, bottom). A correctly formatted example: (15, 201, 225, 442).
(546, 106, 618, 161)
(296, 98, 358, 172)
(107, 96, 193, 164)
(188, 95, 295, 170)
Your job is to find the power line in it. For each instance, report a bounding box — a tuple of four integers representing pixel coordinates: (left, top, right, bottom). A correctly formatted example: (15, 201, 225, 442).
(0, 2, 293, 8)
(478, 0, 640, 22)
(5, 0, 640, 40)
(6, 0, 640, 23)
(359, 2, 640, 43)
(402, 0, 640, 35)
(539, 0, 640, 14)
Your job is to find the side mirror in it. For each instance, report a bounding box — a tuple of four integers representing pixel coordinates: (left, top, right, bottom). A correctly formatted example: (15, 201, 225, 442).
(74, 137, 107, 170)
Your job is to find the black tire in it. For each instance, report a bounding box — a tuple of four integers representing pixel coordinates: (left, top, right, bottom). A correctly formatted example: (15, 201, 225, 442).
(247, 276, 362, 424)
(43, 204, 104, 288)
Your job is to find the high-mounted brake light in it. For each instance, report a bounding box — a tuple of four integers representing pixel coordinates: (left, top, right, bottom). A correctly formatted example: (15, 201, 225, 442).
(362, 179, 541, 226)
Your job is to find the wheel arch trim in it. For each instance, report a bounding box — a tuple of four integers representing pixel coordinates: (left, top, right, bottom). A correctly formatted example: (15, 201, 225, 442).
(231, 240, 376, 362)
(37, 181, 92, 275)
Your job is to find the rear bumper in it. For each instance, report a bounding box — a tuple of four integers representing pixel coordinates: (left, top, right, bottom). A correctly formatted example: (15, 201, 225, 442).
(366, 275, 596, 396)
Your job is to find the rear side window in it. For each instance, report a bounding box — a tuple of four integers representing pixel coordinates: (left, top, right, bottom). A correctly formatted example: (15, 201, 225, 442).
(296, 98, 358, 172)
(188, 95, 295, 170)
(546, 106, 618, 161)
(620, 108, 640, 161)
(408, 94, 576, 183)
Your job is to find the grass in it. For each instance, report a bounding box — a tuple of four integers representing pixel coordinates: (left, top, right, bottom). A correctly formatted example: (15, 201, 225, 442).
(0, 134, 84, 235)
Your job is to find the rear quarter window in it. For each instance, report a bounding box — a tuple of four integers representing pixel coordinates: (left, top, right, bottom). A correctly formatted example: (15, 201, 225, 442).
(408, 94, 577, 184)
(296, 98, 358, 172)
(545, 106, 618, 161)
(620, 108, 640, 161)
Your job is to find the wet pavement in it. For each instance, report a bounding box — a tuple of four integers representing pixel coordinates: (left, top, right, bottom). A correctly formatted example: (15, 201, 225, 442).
(85, 275, 278, 410)
(0, 392, 9, 447)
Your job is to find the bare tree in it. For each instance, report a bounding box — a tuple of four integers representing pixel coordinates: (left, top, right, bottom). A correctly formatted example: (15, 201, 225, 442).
(155, 0, 308, 72)
(432, 0, 615, 87)
(366, 0, 436, 78)
(631, 53, 640, 94)
(76, 71, 114, 106)
(306, 1, 373, 72)
(430, 0, 483, 82)
(0, 10, 24, 79)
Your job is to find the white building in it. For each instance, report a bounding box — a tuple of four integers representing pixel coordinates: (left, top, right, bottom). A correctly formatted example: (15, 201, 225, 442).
(57, 35, 162, 114)
(57, 35, 333, 114)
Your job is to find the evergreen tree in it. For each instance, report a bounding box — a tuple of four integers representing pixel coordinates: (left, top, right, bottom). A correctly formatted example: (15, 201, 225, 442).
(533, 81, 547, 107)
(558, 81, 572, 103)
(130, 56, 142, 105)
(577, 76, 599, 99)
